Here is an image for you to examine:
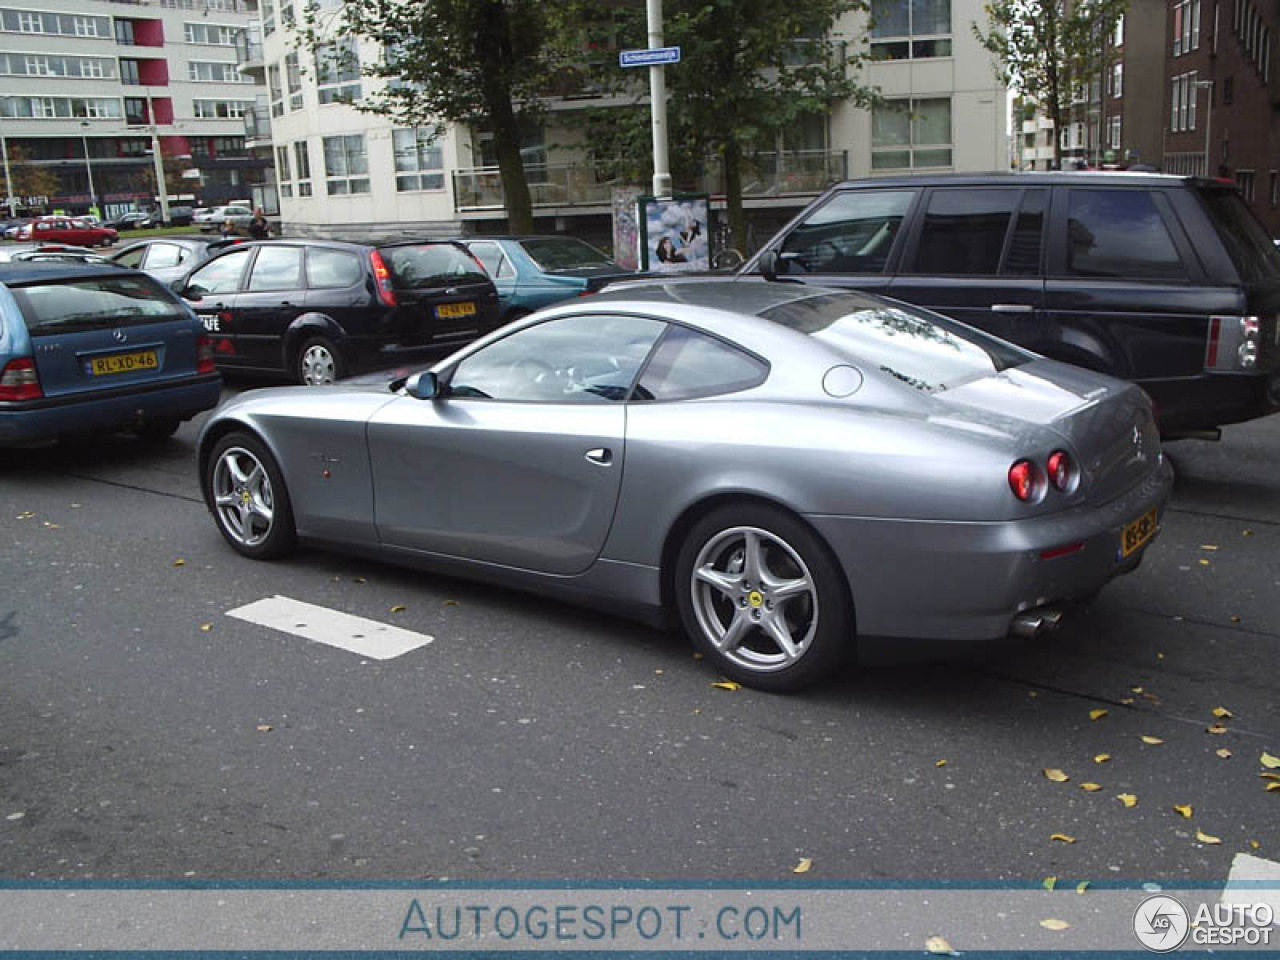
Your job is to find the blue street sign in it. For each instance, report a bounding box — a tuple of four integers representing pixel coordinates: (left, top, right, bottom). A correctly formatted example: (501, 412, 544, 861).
(619, 46, 681, 67)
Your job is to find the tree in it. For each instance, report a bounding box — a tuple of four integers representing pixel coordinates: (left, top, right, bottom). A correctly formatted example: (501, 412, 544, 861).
(974, 0, 1126, 169)
(142, 150, 192, 201)
(298, 0, 565, 233)
(1, 146, 60, 211)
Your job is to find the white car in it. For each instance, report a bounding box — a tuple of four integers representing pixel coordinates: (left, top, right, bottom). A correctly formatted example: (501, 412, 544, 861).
(193, 205, 254, 232)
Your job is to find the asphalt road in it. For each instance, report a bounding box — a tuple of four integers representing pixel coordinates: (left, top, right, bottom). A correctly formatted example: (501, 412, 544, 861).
(1, 394, 1277, 884)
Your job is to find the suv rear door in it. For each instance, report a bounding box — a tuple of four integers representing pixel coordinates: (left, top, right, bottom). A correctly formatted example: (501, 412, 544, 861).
(888, 186, 1047, 343)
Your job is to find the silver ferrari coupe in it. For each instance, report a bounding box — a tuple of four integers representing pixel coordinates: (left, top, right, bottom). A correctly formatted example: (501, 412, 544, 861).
(198, 280, 1173, 691)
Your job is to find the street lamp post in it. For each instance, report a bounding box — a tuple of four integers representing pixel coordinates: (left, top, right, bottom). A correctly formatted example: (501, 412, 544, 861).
(0, 122, 15, 218)
(1195, 79, 1214, 178)
(80, 121, 97, 217)
(145, 91, 170, 225)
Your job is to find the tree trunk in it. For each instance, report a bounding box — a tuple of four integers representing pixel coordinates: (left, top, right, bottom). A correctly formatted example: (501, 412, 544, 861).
(476, 0, 533, 234)
(723, 141, 747, 254)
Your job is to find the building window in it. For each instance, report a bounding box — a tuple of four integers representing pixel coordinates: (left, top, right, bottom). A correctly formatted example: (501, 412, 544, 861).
(1269, 171, 1277, 207)
(16, 10, 41, 32)
(124, 96, 145, 125)
(322, 134, 369, 194)
(294, 140, 312, 197)
(1109, 115, 1122, 148)
(80, 57, 106, 78)
(871, 97, 952, 169)
(285, 52, 302, 111)
(193, 99, 251, 118)
(315, 38, 360, 103)
(276, 144, 292, 198)
(1236, 170, 1255, 202)
(1188, 73, 1198, 129)
(114, 19, 133, 44)
(189, 60, 249, 83)
(119, 58, 139, 84)
(1191, 0, 1201, 46)
(184, 22, 237, 45)
(267, 63, 283, 117)
(1114, 13, 1125, 46)
(870, 0, 952, 60)
(1112, 62, 1123, 97)
(0, 95, 121, 119)
(262, 0, 275, 36)
(392, 128, 444, 191)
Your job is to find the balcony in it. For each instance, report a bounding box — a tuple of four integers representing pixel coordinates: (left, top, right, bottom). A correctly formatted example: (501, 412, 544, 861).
(235, 25, 264, 77)
(452, 151, 847, 213)
(244, 104, 271, 146)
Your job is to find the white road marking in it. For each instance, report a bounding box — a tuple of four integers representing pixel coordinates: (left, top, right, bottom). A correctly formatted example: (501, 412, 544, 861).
(226, 595, 433, 660)
(1221, 853, 1280, 920)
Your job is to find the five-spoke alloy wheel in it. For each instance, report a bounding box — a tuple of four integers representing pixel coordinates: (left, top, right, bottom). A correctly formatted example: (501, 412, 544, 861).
(207, 432, 296, 559)
(675, 503, 852, 692)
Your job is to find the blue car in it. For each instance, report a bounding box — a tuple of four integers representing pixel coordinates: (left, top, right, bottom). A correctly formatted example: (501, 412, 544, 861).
(0, 263, 222, 444)
(460, 235, 647, 322)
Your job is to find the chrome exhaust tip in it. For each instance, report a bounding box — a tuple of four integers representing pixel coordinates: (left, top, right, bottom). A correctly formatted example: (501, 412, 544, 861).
(1010, 608, 1064, 639)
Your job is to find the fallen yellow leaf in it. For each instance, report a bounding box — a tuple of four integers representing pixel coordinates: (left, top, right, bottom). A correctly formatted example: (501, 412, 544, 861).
(924, 935, 957, 956)
(1040, 918, 1071, 931)
(442, 599, 460, 606)
(1043, 876, 1057, 891)
(354, 577, 367, 583)
(1196, 829, 1222, 845)
(1089, 709, 1108, 721)
(1076, 881, 1090, 894)
(199, 624, 212, 632)
(1267, 783, 1280, 793)
(1217, 748, 1233, 759)
(792, 857, 813, 874)
(1207, 723, 1229, 735)
(1250, 841, 1261, 850)
(1198, 558, 1211, 566)
(173, 558, 185, 567)
(1200, 544, 1219, 551)
(935, 759, 947, 768)
(1130, 686, 1145, 694)
(1173, 804, 1193, 819)
(390, 604, 406, 613)
(1050, 833, 1076, 844)
(1044, 768, 1070, 783)
(1117, 793, 1138, 807)
(1261, 751, 1280, 770)
(692, 652, 704, 660)
(1261, 773, 1280, 781)
(256, 724, 272, 732)
(1080, 782, 1102, 792)
(1230, 615, 1242, 623)
(1243, 529, 1255, 536)
(1120, 697, 1135, 705)
(1094, 754, 1112, 764)
(1141, 736, 1164, 745)
(1212, 707, 1234, 719)
(711, 680, 741, 691)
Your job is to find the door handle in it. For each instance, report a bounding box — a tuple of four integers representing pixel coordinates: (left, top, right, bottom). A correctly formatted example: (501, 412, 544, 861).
(991, 303, 1033, 313)
(584, 448, 613, 466)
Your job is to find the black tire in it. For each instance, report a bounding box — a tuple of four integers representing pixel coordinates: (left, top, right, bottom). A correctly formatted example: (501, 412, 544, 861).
(136, 418, 180, 442)
(294, 336, 345, 386)
(673, 502, 852, 692)
(205, 432, 296, 560)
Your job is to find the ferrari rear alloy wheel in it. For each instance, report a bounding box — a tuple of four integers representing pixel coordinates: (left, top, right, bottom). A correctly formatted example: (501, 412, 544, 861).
(207, 432, 296, 559)
(296, 336, 344, 386)
(676, 504, 852, 692)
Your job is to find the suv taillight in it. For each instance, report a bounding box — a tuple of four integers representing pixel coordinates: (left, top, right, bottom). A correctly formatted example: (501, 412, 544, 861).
(1205, 315, 1261, 371)
(196, 333, 216, 374)
(370, 250, 397, 307)
(0, 356, 42, 401)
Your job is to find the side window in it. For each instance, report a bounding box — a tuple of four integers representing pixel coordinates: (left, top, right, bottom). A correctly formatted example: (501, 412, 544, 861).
(185, 247, 252, 295)
(143, 243, 184, 269)
(247, 246, 304, 292)
(1066, 189, 1184, 279)
(634, 325, 768, 402)
(469, 241, 511, 279)
(1003, 189, 1048, 276)
(447, 314, 665, 404)
(305, 247, 363, 288)
(907, 188, 1019, 275)
(113, 246, 147, 268)
(778, 190, 916, 275)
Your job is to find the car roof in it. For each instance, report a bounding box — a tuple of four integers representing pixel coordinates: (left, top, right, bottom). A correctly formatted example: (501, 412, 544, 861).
(0, 262, 146, 285)
(584, 277, 880, 316)
(826, 171, 1214, 189)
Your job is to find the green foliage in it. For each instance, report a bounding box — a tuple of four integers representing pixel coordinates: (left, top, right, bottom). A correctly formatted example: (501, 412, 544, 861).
(2, 147, 60, 203)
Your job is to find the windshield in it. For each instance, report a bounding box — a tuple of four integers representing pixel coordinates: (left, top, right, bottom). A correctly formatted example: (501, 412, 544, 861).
(381, 243, 489, 289)
(1199, 185, 1280, 284)
(764, 294, 1029, 393)
(519, 237, 616, 272)
(11, 274, 187, 336)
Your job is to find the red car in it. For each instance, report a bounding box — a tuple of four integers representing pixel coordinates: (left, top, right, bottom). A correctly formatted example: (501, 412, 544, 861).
(15, 217, 118, 247)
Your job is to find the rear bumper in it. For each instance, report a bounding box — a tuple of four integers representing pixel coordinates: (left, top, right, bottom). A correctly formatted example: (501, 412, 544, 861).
(807, 458, 1174, 642)
(1144, 370, 1280, 433)
(0, 373, 222, 444)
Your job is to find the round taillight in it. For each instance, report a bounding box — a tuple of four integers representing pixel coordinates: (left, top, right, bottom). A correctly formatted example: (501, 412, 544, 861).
(1047, 450, 1074, 492)
(1008, 459, 1042, 502)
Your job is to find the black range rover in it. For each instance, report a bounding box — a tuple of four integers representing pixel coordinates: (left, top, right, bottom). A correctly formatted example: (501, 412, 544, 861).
(746, 173, 1280, 436)
(177, 239, 501, 384)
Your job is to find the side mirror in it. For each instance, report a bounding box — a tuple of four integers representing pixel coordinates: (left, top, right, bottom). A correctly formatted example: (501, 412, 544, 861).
(758, 249, 779, 281)
(405, 371, 438, 400)
(175, 283, 201, 301)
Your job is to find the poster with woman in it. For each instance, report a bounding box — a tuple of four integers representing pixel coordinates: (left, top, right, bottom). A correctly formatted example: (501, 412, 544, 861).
(639, 195, 709, 272)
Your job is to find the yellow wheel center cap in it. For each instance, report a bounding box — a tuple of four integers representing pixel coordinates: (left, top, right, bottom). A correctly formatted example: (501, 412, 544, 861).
(241, 490, 251, 505)
(747, 590, 765, 608)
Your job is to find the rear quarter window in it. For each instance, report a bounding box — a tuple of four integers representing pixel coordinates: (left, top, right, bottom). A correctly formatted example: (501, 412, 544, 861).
(1198, 187, 1280, 284)
(1065, 189, 1184, 279)
(305, 248, 364, 288)
(633, 325, 767, 402)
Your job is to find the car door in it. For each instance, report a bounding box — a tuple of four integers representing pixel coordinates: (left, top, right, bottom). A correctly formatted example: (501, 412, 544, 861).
(768, 187, 922, 298)
(366, 312, 666, 575)
(888, 186, 1047, 344)
(180, 246, 254, 364)
(231, 244, 307, 369)
(466, 239, 517, 315)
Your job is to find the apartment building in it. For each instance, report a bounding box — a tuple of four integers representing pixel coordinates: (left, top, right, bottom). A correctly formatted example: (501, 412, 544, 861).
(260, 0, 1007, 241)
(0, 0, 270, 218)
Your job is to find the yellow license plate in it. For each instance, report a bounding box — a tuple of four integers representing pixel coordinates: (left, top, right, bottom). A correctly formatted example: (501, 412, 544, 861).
(436, 302, 476, 319)
(1121, 507, 1158, 558)
(90, 350, 158, 376)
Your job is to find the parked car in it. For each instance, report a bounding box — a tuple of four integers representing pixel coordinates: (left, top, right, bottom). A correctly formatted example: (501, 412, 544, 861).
(0, 243, 117, 265)
(166, 205, 195, 227)
(105, 211, 157, 231)
(744, 172, 1280, 437)
(0, 263, 222, 444)
(111, 235, 243, 287)
(16, 217, 118, 248)
(196, 279, 1171, 691)
(193, 205, 254, 232)
(459, 235, 650, 322)
(174, 239, 500, 384)
(1, 218, 34, 240)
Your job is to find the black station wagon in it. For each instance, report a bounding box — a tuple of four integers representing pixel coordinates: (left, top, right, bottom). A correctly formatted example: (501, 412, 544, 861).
(747, 173, 1280, 436)
(177, 239, 500, 384)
